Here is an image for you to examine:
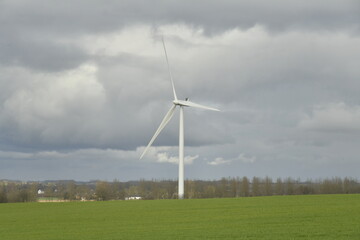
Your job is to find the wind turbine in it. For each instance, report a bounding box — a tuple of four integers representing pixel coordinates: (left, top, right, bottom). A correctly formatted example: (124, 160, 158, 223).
(140, 38, 219, 199)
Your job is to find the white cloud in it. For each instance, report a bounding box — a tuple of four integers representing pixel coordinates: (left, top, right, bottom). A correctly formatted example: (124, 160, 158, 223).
(0, 148, 139, 162)
(156, 152, 199, 165)
(0, 150, 33, 159)
(299, 102, 360, 131)
(208, 153, 256, 166)
(79, 25, 159, 57)
(0, 63, 109, 146)
(208, 157, 232, 166)
(237, 153, 256, 163)
(137, 146, 198, 165)
(2, 63, 104, 121)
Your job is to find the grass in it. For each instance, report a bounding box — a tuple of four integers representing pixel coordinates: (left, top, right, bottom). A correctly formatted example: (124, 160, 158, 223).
(0, 194, 359, 239)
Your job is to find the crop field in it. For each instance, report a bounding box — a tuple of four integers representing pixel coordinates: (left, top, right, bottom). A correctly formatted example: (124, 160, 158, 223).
(0, 194, 359, 239)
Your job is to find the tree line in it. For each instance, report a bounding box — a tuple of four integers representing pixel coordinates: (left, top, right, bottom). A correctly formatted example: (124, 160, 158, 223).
(1, 177, 359, 203)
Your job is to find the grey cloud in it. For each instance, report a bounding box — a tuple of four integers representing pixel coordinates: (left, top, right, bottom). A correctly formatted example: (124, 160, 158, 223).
(1, 1, 360, 181)
(1, 0, 358, 35)
(1, 0, 358, 71)
(0, 35, 89, 71)
(3, 25, 359, 153)
(299, 102, 360, 132)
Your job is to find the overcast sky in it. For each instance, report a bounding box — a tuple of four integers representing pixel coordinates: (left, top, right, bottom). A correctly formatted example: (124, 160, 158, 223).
(1, 0, 360, 181)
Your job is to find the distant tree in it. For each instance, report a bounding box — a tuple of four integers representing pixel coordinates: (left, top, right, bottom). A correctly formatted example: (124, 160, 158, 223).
(1, 177, 359, 202)
(18, 188, 31, 202)
(333, 177, 344, 193)
(343, 178, 351, 194)
(252, 177, 261, 196)
(219, 178, 229, 198)
(342, 177, 359, 194)
(320, 177, 344, 194)
(185, 180, 196, 199)
(112, 179, 125, 200)
(147, 180, 158, 200)
(138, 179, 150, 199)
(77, 184, 92, 200)
(95, 181, 112, 201)
(274, 178, 284, 195)
(126, 185, 140, 198)
(203, 185, 216, 198)
(6, 183, 20, 202)
(263, 177, 273, 196)
(230, 178, 239, 197)
(284, 178, 295, 195)
(240, 177, 250, 197)
(0, 185, 7, 203)
(63, 181, 77, 200)
(296, 184, 314, 195)
(167, 181, 178, 199)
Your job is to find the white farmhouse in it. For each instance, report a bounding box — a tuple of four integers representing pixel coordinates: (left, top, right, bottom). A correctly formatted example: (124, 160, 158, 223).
(37, 189, 45, 195)
(125, 196, 142, 200)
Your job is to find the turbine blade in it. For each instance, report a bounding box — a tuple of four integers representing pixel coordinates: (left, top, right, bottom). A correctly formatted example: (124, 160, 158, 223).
(140, 105, 177, 159)
(162, 37, 178, 101)
(178, 100, 220, 111)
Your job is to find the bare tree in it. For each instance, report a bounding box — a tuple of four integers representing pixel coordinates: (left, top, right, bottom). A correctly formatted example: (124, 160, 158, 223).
(264, 177, 273, 196)
(285, 177, 295, 195)
(252, 177, 261, 196)
(275, 178, 284, 195)
(241, 177, 250, 197)
(0, 185, 7, 203)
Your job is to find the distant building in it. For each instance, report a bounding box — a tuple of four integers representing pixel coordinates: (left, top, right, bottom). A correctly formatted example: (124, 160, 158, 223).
(37, 189, 45, 195)
(125, 196, 142, 200)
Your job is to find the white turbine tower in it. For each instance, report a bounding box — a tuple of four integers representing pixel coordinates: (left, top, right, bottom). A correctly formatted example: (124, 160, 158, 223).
(140, 38, 219, 199)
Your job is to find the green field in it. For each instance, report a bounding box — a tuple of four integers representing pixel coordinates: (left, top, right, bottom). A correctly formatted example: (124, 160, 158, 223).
(0, 194, 359, 239)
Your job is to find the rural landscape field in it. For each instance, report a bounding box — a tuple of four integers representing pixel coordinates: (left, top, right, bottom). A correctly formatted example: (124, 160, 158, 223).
(2, 1, 359, 240)
(1, 194, 359, 239)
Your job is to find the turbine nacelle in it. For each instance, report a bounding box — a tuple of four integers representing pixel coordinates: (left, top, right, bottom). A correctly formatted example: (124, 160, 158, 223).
(173, 99, 220, 111)
(173, 99, 188, 106)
